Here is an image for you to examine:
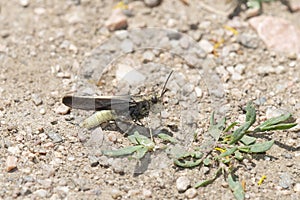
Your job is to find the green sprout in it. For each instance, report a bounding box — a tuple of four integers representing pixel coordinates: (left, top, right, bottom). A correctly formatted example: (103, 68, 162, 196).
(103, 102, 297, 200)
(174, 102, 297, 200)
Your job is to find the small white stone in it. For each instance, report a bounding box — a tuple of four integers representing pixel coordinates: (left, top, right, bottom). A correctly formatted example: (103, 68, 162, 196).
(142, 189, 152, 198)
(194, 87, 203, 98)
(199, 39, 213, 54)
(144, 0, 161, 7)
(54, 104, 70, 115)
(39, 108, 46, 115)
(294, 183, 300, 192)
(8, 146, 21, 155)
(167, 18, 177, 28)
(176, 176, 191, 192)
(115, 30, 128, 40)
(185, 188, 198, 199)
(235, 64, 246, 75)
(34, 7, 46, 15)
(142, 51, 155, 62)
(19, 0, 29, 7)
(111, 188, 122, 199)
(69, 44, 78, 54)
(33, 189, 48, 198)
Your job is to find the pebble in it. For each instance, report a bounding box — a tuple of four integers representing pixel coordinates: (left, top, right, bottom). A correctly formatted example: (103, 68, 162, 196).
(55, 186, 69, 194)
(199, 39, 213, 54)
(254, 97, 266, 106)
(54, 104, 70, 115)
(69, 44, 78, 54)
(294, 183, 300, 192)
(167, 32, 181, 40)
(120, 39, 134, 53)
(167, 18, 177, 28)
(37, 178, 52, 188)
(237, 33, 259, 49)
(47, 132, 63, 143)
(107, 132, 117, 143)
(231, 72, 243, 81)
(105, 9, 128, 31)
(179, 37, 190, 49)
(19, 0, 29, 7)
(235, 64, 246, 75)
(278, 172, 294, 189)
(176, 176, 191, 192)
(111, 159, 125, 174)
(111, 188, 122, 199)
(33, 189, 48, 198)
(89, 155, 99, 167)
(115, 30, 128, 40)
(256, 65, 275, 75)
(116, 64, 145, 84)
(6, 156, 18, 172)
(289, 61, 296, 68)
(144, 0, 161, 7)
(194, 87, 203, 98)
(142, 51, 155, 62)
(7, 146, 21, 155)
(98, 156, 109, 167)
(56, 71, 71, 78)
(185, 188, 198, 199)
(249, 16, 300, 54)
(266, 107, 287, 119)
(39, 108, 46, 115)
(199, 20, 211, 29)
(86, 128, 104, 147)
(32, 94, 43, 106)
(34, 7, 46, 15)
(142, 189, 152, 198)
(21, 187, 32, 196)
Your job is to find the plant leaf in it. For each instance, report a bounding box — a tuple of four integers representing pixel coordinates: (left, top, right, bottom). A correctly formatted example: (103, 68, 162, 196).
(133, 132, 155, 150)
(240, 135, 256, 145)
(174, 157, 202, 168)
(224, 122, 239, 132)
(195, 167, 222, 188)
(218, 147, 238, 158)
(203, 157, 211, 166)
(249, 140, 274, 153)
(247, 0, 261, 9)
(134, 147, 148, 159)
(256, 123, 297, 132)
(234, 151, 243, 161)
(228, 173, 245, 200)
(102, 145, 143, 157)
(229, 102, 256, 144)
(173, 150, 204, 168)
(254, 113, 297, 132)
(158, 133, 178, 143)
(128, 134, 139, 144)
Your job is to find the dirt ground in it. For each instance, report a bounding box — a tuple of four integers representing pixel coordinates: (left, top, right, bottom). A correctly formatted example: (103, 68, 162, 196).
(0, 0, 300, 199)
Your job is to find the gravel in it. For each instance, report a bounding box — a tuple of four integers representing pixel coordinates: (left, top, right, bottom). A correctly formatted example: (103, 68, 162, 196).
(1, 1, 299, 200)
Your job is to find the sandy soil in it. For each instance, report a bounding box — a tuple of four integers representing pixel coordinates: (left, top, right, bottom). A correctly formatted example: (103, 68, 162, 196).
(0, 0, 299, 199)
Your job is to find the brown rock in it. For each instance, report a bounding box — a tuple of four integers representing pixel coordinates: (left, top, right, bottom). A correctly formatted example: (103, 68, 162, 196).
(6, 156, 18, 172)
(249, 16, 300, 54)
(290, 0, 300, 12)
(105, 9, 128, 31)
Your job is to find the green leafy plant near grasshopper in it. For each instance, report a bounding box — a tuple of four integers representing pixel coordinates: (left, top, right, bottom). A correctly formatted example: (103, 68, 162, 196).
(102, 102, 297, 200)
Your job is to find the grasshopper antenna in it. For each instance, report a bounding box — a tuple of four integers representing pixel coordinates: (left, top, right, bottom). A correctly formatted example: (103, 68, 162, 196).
(160, 70, 173, 98)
